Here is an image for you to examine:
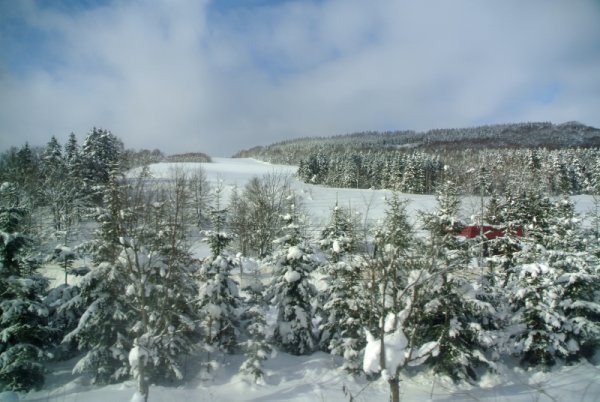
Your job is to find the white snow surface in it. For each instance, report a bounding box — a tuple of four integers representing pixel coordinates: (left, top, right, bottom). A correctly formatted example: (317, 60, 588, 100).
(20, 352, 600, 402)
(284, 269, 302, 283)
(286, 246, 304, 261)
(27, 158, 600, 402)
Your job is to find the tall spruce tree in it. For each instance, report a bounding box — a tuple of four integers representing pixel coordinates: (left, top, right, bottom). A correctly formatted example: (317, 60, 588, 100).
(65, 168, 199, 399)
(197, 185, 241, 355)
(0, 183, 52, 391)
(239, 280, 272, 383)
(267, 196, 317, 355)
(81, 127, 123, 201)
(417, 180, 496, 381)
(317, 203, 366, 372)
(506, 198, 600, 366)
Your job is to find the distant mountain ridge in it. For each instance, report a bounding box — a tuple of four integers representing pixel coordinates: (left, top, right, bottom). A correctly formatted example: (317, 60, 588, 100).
(234, 121, 600, 161)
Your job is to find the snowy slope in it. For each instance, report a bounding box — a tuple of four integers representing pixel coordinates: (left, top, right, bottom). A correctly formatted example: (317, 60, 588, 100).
(131, 157, 596, 231)
(21, 158, 600, 402)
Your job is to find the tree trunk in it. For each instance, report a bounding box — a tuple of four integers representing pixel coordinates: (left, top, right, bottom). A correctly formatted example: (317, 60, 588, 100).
(388, 377, 400, 402)
(137, 357, 149, 402)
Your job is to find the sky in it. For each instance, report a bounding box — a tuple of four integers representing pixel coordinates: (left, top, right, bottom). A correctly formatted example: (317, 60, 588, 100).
(1, 0, 600, 157)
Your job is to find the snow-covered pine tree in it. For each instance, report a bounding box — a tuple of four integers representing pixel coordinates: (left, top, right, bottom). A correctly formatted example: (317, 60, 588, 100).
(81, 127, 123, 202)
(197, 185, 241, 354)
(363, 252, 441, 402)
(63, 260, 132, 384)
(0, 183, 52, 391)
(41, 136, 67, 231)
(416, 180, 496, 381)
(239, 280, 272, 384)
(359, 167, 480, 400)
(318, 202, 357, 263)
(65, 168, 199, 395)
(43, 280, 82, 358)
(13, 143, 41, 211)
(365, 194, 414, 340)
(317, 203, 366, 372)
(92, 163, 127, 265)
(506, 198, 600, 367)
(63, 169, 134, 384)
(125, 170, 199, 394)
(267, 195, 317, 355)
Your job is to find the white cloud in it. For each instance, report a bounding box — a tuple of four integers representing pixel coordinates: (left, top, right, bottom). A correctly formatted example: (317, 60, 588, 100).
(1, 0, 599, 156)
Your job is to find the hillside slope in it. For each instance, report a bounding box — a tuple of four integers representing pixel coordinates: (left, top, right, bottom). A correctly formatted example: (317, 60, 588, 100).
(234, 121, 600, 163)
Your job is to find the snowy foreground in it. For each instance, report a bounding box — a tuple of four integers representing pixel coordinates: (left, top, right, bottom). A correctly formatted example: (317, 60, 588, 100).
(15, 352, 600, 402)
(24, 158, 600, 402)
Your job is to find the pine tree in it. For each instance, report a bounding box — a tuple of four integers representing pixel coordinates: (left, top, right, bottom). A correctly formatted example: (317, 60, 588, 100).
(43, 280, 82, 358)
(41, 136, 68, 231)
(197, 186, 241, 354)
(506, 199, 600, 367)
(317, 203, 366, 372)
(366, 194, 415, 339)
(363, 228, 442, 402)
(92, 163, 126, 264)
(0, 183, 52, 391)
(63, 260, 132, 384)
(318, 203, 356, 263)
(267, 196, 317, 355)
(417, 181, 495, 381)
(65, 169, 199, 395)
(239, 281, 272, 384)
(13, 143, 40, 211)
(81, 127, 123, 201)
(63, 133, 87, 228)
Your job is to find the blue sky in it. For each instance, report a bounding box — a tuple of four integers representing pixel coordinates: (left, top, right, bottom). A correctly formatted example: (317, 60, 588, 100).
(1, 0, 600, 156)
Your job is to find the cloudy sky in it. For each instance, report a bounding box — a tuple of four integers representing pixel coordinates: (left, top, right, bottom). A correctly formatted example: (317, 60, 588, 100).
(1, 0, 600, 156)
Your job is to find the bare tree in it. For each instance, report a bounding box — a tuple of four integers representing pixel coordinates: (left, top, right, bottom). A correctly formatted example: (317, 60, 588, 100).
(229, 173, 291, 257)
(188, 166, 211, 228)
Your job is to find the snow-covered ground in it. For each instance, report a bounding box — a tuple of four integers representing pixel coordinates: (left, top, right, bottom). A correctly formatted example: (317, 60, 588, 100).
(132, 157, 597, 231)
(17, 352, 600, 402)
(27, 158, 600, 402)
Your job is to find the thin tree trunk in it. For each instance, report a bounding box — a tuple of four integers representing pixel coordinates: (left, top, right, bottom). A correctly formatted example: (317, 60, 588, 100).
(137, 356, 149, 402)
(388, 377, 399, 402)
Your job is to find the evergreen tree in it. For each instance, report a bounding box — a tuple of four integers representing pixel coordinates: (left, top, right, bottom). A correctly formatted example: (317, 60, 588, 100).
(363, 221, 442, 402)
(43, 280, 82, 358)
(267, 196, 317, 355)
(63, 133, 87, 228)
(197, 186, 241, 354)
(13, 143, 40, 211)
(239, 281, 272, 384)
(41, 136, 68, 231)
(507, 199, 600, 367)
(318, 203, 357, 263)
(65, 169, 199, 396)
(417, 181, 495, 381)
(91, 163, 126, 264)
(63, 261, 132, 384)
(81, 127, 123, 201)
(317, 203, 366, 372)
(366, 194, 415, 339)
(0, 183, 52, 391)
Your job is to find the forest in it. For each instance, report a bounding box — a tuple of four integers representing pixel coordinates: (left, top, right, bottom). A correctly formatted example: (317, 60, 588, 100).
(1, 126, 599, 402)
(235, 121, 600, 194)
